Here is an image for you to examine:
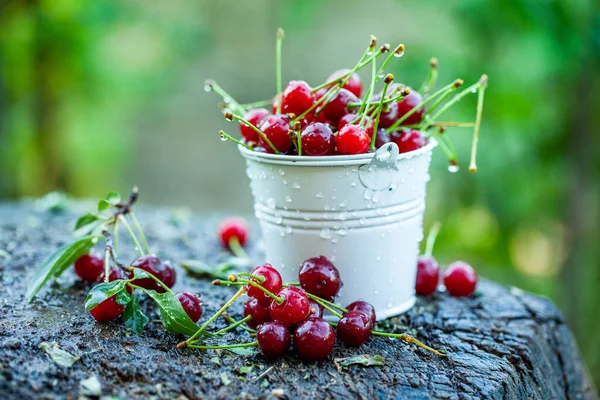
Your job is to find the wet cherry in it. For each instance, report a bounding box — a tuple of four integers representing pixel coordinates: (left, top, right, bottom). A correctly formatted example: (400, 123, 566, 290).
(240, 108, 269, 142)
(258, 114, 293, 153)
(326, 69, 362, 97)
(377, 101, 400, 128)
(299, 256, 342, 301)
(256, 321, 291, 360)
(129, 254, 176, 292)
(322, 88, 358, 124)
(269, 286, 311, 326)
(294, 317, 336, 361)
(97, 265, 124, 284)
(281, 80, 314, 116)
(218, 216, 249, 248)
(336, 124, 370, 155)
(243, 298, 271, 329)
(89, 296, 124, 322)
(338, 114, 374, 138)
(337, 310, 373, 346)
(415, 256, 440, 296)
(397, 91, 425, 125)
(346, 300, 376, 327)
(391, 129, 427, 153)
(74, 254, 104, 282)
(375, 128, 390, 149)
(308, 299, 324, 318)
(176, 292, 203, 323)
(443, 261, 477, 297)
(300, 123, 335, 156)
(247, 264, 283, 306)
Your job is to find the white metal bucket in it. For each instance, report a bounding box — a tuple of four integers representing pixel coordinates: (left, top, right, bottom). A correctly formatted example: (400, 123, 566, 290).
(239, 140, 437, 320)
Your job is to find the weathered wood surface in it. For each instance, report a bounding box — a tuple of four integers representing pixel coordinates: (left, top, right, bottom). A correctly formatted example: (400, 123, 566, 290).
(0, 202, 596, 400)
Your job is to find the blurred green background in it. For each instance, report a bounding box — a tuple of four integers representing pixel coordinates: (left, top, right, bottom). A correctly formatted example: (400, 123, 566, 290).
(1, 0, 599, 386)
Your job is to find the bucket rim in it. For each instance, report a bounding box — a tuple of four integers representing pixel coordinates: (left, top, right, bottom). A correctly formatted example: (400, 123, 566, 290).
(238, 139, 437, 167)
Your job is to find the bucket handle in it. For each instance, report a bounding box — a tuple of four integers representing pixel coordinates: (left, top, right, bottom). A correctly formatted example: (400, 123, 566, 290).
(358, 142, 401, 191)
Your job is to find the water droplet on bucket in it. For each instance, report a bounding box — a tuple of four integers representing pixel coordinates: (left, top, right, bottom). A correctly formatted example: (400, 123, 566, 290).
(319, 228, 332, 239)
(376, 256, 381, 262)
(278, 169, 285, 176)
(339, 201, 347, 208)
(339, 227, 348, 236)
(293, 182, 301, 189)
(283, 180, 288, 185)
(285, 196, 292, 203)
(267, 198, 276, 209)
(350, 181, 357, 187)
(285, 226, 292, 234)
(363, 190, 373, 200)
(316, 192, 324, 199)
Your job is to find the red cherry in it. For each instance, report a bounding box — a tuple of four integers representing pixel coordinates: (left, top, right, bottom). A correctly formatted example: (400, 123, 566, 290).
(89, 296, 124, 321)
(338, 114, 374, 138)
(308, 299, 324, 318)
(300, 123, 335, 156)
(258, 114, 293, 153)
(269, 286, 311, 326)
(415, 256, 440, 296)
(247, 264, 283, 306)
(377, 101, 401, 128)
(298, 256, 342, 301)
(443, 261, 477, 297)
(375, 128, 390, 149)
(240, 108, 269, 142)
(97, 265, 123, 283)
(391, 129, 427, 153)
(74, 254, 105, 282)
(256, 321, 291, 360)
(326, 69, 362, 97)
(294, 317, 336, 361)
(243, 298, 271, 329)
(322, 88, 358, 124)
(346, 300, 376, 327)
(337, 310, 373, 346)
(176, 292, 203, 323)
(336, 124, 370, 155)
(129, 254, 176, 293)
(397, 91, 425, 125)
(281, 80, 314, 116)
(218, 217, 249, 248)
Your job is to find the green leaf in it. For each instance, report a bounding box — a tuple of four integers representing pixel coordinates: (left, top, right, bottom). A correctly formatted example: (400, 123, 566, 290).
(74, 213, 100, 231)
(105, 191, 121, 205)
(139, 288, 199, 336)
(85, 281, 128, 310)
(27, 235, 99, 303)
(123, 296, 149, 334)
(225, 347, 259, 356)
(220, 372, 231, 386)
(238, 365, 254, 374)
(132, 268, 150, 280)
(79, 375, 102, 396)
(335, 355, 385, 369)
(97, 199, 112, 212)
(40, 341, 79, 367)
(179, 259, 236, 280)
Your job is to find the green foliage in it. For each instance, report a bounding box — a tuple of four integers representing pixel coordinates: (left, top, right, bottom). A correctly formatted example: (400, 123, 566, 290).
(139, 288, 200, 336)
(84, 280, 131, 310)
(123, 295, 149, 335)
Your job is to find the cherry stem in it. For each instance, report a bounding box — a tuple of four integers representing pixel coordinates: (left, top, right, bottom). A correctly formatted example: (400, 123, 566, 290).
(294, 125, 302, 156)
(433, 131, 459, 167)
(239, 99, 272, 110)
(188, 341, 258, 350)
(223, 313, 256, 334)
(386, 81, 458, 133)
(228, 236, 250, 259)
(226, 113, 280, 154)
(469, 75, 487, 173)
(305, 293, 344, 319)
(419, 57, 439, 98)
(404, 121, 475, 128)
(371, 331, 447, 356)
(205, 80, 245, 114)
(370, 77, 393, 150)
(212, 315, 253, 336)
(309, 293, 348, 313)
(424, 221, 441, 257)
(118, 215, 144, 257)
(185, 286, 246, 345)
(358, 55, 378, 124)
(113, 218, 120, 256)
(348, 91, 405, 108)
(275, 28, 284, 115)
(129, 211, 150, 254)
(219, 130, 253, 151)
(103, 236, 111, 284)
(236, 272, 265, 283)
(422, 79, 483, 131)
(282, 282, 300, 287)
(235, 278, 284, 304)
(128, 266, 174, 294)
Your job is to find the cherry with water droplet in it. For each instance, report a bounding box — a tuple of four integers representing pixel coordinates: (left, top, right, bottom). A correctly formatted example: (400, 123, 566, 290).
(298, 256, 342, 301)
(247, 264, 283, 306)
(281, 80, 314, 116)
(415, 256, 440, 296)
(337, 310, 373, 346)
(322, 88, 358, 124)
(294, 317, 336, 361)
(336, 124, 370, 155)
(239, 108, 269, 142)
(397, 91, 425, 125)
(244, 298, 271, 329)
(346, 300, 376, 327)
(300, 123, 335, 156)
(326, 69, 362, 97)
(177, 292, 203, 323)
(269, 286, 311, 326)
(391, 129, 427, 153)
(256, 321, 291, 360)
(129, 254, 176, 293)
(74, 254, 104, 282)
(258, 114, 293, 153)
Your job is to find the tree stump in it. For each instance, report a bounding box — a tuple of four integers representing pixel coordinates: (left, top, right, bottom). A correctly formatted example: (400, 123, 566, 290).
(0, 202, 596, 399)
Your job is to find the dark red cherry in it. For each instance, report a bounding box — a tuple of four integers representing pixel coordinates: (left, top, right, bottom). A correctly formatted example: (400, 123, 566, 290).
(281, 80, 314, 116)
(244, 298, 271, 329)
(338, 114, 374, 138)
(308, 299, 324, 318)
(294, 317, 336, 361)
(397, 91, 425, 125)
(346, 300, 376, 327)
(336, 124, 370, 155)
(258, 114, 293, 153)
(74, 254, 104, 282)
(129, 254, 176, 293)
(89, 296, 124, 321)
(176, 292, 203, 323)
(377, 101, 401, 128)
(415, 256, 440, 296)
(391, 129, 427, 153)
(300, 123, 335, 156)
(322, 88, 358, 124)
(256, 321, 291, 360)
(240, 108, 269, 142)
(326, 69, 362, 97)
(247, 264, 283, 306)
(97, 265, 124, 283)
(443, 261, 477, 297)
(375, 128, 390, 149)
(337, 310, 373, 346)
(299, 256, 342, 301)
(269, 286, 311, 326)
(218, 216, 249, 248)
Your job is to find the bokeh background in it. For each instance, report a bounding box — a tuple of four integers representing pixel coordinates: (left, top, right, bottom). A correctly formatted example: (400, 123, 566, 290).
(1, 0, 599, 386)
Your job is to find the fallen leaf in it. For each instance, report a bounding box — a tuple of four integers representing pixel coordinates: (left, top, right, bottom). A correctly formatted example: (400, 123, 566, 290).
(334, 354, 384, 371)
(80, 375, 102, 396)
(40, 342, 79, 367)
